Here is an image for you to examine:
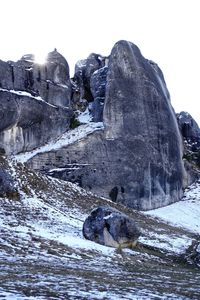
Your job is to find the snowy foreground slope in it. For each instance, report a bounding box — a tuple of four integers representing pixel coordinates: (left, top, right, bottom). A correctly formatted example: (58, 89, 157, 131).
(146, 181, 200, 234)
(0, 157, 200, 299)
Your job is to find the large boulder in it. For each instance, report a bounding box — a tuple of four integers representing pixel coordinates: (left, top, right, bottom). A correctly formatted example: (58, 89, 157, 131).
(83, 206, 140, 248)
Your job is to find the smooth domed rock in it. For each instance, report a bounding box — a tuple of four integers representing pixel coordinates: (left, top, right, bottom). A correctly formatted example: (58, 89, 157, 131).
(83, 206, 140, 248)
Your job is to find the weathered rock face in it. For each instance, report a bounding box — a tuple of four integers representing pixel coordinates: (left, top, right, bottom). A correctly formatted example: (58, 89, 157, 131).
(177, 112, 200, 183)
(102, 40, 186, 209)
(0, 49, 73, 154)
(71, 53, 108, 111)
(83, 206, 140, 248)
(0, 90, 73, 154)
(0, 49, 71, 107)
(0, 156, 19, 199)
(90, 66, 108, 122)
(28, 40, 187, 211)
(177, 111, 200, 145)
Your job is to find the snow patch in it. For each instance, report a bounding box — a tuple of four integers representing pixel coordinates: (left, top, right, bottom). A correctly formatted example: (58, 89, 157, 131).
(77, 108, 92, 124)
(14, 122, 104, 163)
(145, 182, 200, 234)
(0, 87, 57, 108)
(139, 232, 192, 254)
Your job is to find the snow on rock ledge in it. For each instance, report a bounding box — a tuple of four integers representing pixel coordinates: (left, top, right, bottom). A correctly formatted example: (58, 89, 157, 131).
(15, 122, 104, 163)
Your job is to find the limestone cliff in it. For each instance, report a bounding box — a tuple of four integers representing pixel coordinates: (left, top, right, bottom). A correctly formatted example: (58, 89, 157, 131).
(0, 50, 73, 154)
(1, 40, 199, 210)
(21, 40, 189, 210)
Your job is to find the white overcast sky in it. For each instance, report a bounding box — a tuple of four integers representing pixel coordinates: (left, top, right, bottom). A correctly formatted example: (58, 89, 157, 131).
(1, 0, 200, 123)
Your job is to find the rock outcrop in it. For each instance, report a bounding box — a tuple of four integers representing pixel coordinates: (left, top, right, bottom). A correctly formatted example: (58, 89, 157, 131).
(0, 155, 19, 199)
(177, 112, 200, 183)
(0, 50, 73, 154)
(83, 206, 140, 248)
(90, 66, 108, 122)
(71, 53, 108, 111)
(0, 49, 71, 107)
(27, 40, 187, 210)
(177, 111, 200, 146)
(0, 90, 73, 154)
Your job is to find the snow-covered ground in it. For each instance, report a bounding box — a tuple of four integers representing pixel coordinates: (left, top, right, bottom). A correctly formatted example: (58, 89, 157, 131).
(145, 181, 200, 234)
(1, 157, 200, 299)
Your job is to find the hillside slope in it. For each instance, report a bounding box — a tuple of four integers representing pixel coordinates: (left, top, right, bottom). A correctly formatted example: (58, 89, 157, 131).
(0, 155, 200, 299)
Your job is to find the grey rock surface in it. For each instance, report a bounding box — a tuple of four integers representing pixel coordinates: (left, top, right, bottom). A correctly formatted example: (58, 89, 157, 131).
(177, 112, 200, 183)
(177, 111, 200, 145)
(0, 161, 19, 199)
(0, 90, 73, 154)
(0, 49, 73, 155)
(28, 40, 187, 210)
(83, 206, 140, 248)
(0, 49, 71, 107)
(90, 66, 108, 122)
(71, 53, 108, 109)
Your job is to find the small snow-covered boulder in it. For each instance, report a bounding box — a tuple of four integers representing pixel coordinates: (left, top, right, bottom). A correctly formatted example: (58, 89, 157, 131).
(83, 206, 140, 248)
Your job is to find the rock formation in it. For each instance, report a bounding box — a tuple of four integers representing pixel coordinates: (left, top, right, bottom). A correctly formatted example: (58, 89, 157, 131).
(72, 53, 107, 100)
(177, 112, 200, 183)
(83, 206, 140, 248)
(0, 154, 19, 199)
(0, 50, 73, 154)
(27, 40, 187, 210)
(177, 111, 200, 146)
(90, 66, 108, 122)
(0, 40, 196, 210)
(0, 49, 71, 107)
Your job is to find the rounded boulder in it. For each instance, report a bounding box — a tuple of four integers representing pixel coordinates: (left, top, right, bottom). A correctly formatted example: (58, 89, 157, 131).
(83, 206, 140, 248)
